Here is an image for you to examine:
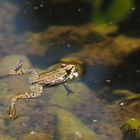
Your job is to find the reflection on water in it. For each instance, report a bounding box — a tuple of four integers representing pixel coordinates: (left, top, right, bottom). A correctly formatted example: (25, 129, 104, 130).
(0, 0, 140, 140)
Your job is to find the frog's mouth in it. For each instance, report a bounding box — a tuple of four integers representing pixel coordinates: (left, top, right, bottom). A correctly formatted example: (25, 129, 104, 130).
(69, 71, 79, 80)
(73, 72, 79, 78)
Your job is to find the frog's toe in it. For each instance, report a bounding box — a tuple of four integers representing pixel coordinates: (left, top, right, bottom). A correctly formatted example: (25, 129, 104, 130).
(8, 105, 17, 120)
(67, 91, 75, 96)
(63, 83, 75, 96)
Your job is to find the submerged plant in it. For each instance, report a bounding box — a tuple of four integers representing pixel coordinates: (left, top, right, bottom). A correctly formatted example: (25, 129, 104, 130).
(91, 0, 133, 24)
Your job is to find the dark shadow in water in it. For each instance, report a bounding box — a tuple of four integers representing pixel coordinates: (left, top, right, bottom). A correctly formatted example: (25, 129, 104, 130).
(82, 64, 113, 91)
(110, 49, 140, 92)
(82, 49, 140, 94)
(119, 0, 140, 37)
(10, 0, 92, 33)
(28, 42, 81, 69)
(10, 0, 140, 36)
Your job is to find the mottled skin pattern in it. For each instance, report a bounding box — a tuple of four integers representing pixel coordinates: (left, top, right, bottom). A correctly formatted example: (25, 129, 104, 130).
(8, 59, 79, 119)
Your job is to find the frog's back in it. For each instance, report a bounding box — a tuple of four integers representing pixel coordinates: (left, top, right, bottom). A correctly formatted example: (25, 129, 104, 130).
(33, 69, 68, 86)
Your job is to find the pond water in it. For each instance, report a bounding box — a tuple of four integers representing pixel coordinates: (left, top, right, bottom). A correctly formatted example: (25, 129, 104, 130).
(0, 0, 140, 140)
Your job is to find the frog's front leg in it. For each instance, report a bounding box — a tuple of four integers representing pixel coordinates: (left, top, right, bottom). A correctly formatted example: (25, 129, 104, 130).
(8, 84, 42, 120)
(63, 83, 74, 96)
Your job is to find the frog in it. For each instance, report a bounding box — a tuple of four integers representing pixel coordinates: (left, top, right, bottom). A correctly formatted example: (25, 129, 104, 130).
(8, 59, 79, 119)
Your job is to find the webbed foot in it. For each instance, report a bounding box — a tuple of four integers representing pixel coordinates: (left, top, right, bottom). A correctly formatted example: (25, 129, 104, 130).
(8, 105, 17, 120)
(63, 83, 75, 96)
(9, 59, 23, 75)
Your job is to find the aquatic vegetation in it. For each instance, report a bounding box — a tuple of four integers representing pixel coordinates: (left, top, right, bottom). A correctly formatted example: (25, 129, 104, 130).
(27, 0, 133, 35)
(112, 89, 140, 105)
(91, 0, 133, 24)
(90, 0, 133, 34)
(112, 90, 134, 98)
(79, 35, 140, 65)
(31, 25, 140, 65)
(67, 0, 133, 34)
(121, 94, 140, 104)
(129, 102, 140, 114)
(91, 24, 118, 35)
(121, 118, 140, 140)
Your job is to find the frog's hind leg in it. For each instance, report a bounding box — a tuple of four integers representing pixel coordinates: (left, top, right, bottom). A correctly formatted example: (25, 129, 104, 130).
(63, 83, 74, 96)
(8, 84, 42, 120)
(9, 59, 24, 75)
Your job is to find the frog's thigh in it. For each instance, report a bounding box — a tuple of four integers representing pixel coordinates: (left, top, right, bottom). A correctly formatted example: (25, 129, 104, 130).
(30, 84, 43, 97)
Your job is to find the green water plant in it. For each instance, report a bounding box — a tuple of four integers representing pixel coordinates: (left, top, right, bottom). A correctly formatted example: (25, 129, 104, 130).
(90, 0, 133, 34)
(91, 0, 133, 24)
(112, 89, 140, 105)
(121, 118, 140, 140)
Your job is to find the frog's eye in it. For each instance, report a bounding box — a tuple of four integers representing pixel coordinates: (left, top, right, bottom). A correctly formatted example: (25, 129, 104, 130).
(61, 64, 66, 67)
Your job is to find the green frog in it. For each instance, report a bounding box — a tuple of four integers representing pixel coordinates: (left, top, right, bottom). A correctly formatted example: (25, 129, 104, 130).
(8, 59, 79, 119)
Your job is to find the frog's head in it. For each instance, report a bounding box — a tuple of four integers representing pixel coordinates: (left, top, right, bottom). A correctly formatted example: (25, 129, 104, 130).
(61, 63, 79, 79)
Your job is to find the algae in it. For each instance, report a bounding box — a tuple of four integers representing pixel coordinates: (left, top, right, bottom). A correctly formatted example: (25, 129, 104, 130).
(112, 89, 140, 105)
(112, 90, 134, 98)
(121, 118, 140, 140)
(89, 0, 133, 34)
(91, 0, 133, 23)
